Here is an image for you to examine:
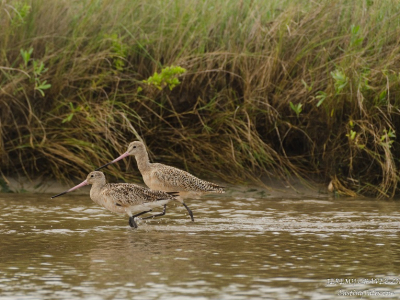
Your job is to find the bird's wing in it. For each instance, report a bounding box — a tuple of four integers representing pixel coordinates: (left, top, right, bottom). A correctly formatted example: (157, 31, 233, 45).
(102, 183, 174, 207)
(152, 164, 224, 192)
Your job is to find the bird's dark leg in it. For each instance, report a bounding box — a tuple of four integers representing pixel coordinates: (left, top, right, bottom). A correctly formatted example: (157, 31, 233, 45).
(128, 216, 138, 228)
(182, 203, 194, 221)
(141, 205, 167, 220)
(128, 210, 152, 228)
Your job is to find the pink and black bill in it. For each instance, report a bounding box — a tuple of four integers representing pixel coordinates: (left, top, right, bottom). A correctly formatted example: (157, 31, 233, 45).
(51, 180, 88, 199)
(95, 151, 130, 171)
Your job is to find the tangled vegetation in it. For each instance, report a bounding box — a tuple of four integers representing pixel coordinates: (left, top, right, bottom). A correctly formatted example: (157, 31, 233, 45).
(1, 0, 400, 197)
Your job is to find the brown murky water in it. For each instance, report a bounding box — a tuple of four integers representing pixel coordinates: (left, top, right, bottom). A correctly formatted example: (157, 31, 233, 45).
(1, 187, 400, 299)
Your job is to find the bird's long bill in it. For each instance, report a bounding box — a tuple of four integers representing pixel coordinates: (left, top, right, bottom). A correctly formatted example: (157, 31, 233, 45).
(94, 151, 130, 171)
(51, 180, 89, 199)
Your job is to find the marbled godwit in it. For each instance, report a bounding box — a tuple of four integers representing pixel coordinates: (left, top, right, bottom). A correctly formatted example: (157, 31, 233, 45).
(51, 171, 176, 228)
(95, 141, 225, 221)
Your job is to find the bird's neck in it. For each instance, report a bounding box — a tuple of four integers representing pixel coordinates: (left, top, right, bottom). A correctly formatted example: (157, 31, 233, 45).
(135, 150, 151, 174)
(89, 180, 106, 202)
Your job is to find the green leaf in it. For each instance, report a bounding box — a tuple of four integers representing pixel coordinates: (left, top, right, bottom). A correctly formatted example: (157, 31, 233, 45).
(331, 69, 348, 94)
(40, 84, 51, 90)
(316, 91, 327, 107)
(289, 101, 302, 117)
(36, 88, 45, 97)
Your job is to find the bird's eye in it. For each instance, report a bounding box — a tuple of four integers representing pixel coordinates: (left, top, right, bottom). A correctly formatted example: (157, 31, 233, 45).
(133, 146, 136, 149)
(91, 175, 94, 178)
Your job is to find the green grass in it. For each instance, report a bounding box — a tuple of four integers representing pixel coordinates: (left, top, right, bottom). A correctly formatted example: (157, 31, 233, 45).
(2, 0, 400, 197)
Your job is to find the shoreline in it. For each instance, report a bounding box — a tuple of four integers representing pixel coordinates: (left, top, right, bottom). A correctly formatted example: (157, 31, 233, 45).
(1, 175, 331, 199)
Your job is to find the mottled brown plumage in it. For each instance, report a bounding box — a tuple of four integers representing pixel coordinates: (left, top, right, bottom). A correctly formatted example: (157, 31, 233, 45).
(51, 171, 176, 228)
(95, 141, 225, 221)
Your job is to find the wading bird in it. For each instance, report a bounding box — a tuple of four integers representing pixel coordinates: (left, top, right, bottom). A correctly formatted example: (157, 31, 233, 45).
(95, 141, 225, 221)
(51, 171, 177, 228)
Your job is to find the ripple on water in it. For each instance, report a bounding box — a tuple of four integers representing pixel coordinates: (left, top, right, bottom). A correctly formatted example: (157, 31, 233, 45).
(1, 193, 400, 299)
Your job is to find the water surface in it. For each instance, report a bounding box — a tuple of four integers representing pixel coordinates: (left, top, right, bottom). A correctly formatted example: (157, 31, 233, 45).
(1, 188, 400, 299)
